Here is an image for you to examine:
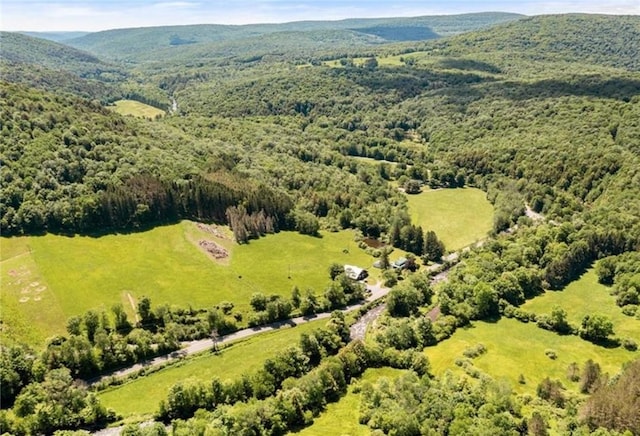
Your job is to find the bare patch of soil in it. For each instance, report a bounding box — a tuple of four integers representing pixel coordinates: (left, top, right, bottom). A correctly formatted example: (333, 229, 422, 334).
(196, 223, 229, 240)
(126, 292, 140, 323)
(199, 240, 229, 259)
(363, 237, 385, 248)
(427, 305, 441, 322)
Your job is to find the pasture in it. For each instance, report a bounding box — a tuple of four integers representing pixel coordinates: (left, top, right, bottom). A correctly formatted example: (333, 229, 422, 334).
(0, 222, 375, 347)
(426, 317, 637, 395)
(522, 268, 640, 341)
(99, 318, 326, 418)
(295, 367, 406, 436)
(109, 99, 166, 118)
(406, 187, 494, 251)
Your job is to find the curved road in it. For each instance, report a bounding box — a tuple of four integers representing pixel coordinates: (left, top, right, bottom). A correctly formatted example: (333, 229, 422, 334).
(90, 209, 539, 387)
(89, 281, 389, 385)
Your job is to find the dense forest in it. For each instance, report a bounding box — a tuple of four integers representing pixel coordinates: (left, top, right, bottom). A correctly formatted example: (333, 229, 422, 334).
(1, 12, 640, 435)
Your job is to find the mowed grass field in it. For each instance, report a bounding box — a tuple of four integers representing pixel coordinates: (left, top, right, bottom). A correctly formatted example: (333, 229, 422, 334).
(100, 318, 326, 418)
(522, 267, 640, 341)
(294, 367, 406, 436)
(426, 316, 638, 396)
(406, 187, 494, 251)
(0, 222, 374, 347)
(109, 99, 165, 118)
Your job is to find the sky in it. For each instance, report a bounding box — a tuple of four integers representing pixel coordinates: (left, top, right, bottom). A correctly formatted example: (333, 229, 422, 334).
(1, 0, 639, 32)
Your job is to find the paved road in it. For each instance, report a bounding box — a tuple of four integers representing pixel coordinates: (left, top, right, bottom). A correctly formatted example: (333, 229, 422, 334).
(89, 282, 390, 385)
(90, 208, 540, 386)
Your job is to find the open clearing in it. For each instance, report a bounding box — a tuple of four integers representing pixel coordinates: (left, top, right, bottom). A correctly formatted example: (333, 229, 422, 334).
(295, 367, 406, 436)
(0, 222, 374, 347)
(0, 238, 67, 346)
(109, 99, 165, 118)
(522, 267, 640, 340)
(406, 187, 494, 251)
(99, 318, 326, 418)
(426, 317, 637, 395)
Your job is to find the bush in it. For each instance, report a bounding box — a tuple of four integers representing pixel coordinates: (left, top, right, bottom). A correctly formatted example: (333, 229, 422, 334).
(218, 301, 234, 315)
(621, 305, 638, 317)
(622, 338, 638, 351)
(579, 314, 614, 343)
(566, 362, 580, 382)
(463, 343, 487, 359)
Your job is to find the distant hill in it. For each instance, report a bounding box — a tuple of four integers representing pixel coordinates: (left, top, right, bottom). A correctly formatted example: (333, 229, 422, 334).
(65, 12, 522, 62)
(431, 14, 640, 72)
(20, 31, 90, 43)
(0, 32, 125, 101)
(0, 32, 125, 78)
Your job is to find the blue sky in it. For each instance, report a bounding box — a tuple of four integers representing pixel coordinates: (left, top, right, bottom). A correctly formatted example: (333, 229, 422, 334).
(1, 0, 638, 32)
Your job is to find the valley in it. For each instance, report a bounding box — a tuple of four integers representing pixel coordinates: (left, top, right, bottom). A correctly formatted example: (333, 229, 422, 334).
(1, 10, 640, 436)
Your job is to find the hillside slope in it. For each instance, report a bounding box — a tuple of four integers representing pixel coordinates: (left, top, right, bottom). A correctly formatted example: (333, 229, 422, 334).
(65, 12, 522, 61)
(0, 32, 126, 101)
(0, 32, 122, 78)
(430, 14, 640, 72)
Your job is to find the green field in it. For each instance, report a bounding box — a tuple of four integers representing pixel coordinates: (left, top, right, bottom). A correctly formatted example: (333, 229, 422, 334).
(406, 187, 494, 251)
(294, 367, 406, 436)
(100, 319, 326, 418)
(109, 99, 165, 118)
(0, 223, 375, 347)
(522, 268, 640, 341)
(426, 317, 637, 395)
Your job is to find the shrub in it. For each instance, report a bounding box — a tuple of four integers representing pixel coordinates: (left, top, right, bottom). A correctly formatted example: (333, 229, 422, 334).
(622, 338, 638, 351)
(621, 305, 638, 317)
(462, 343, 487, 359)
(566, 362, 580, 382)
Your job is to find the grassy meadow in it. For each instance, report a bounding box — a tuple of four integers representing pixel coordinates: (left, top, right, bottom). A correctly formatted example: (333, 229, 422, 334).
(100, 318, 326, 418)
(0, 187, 494, 347)
(109, 99, 166, 118)
(0, 241, 67, 346)
(406, 187, 494, 251)
(294, 367, 406, 436)
(522, 268, 640, 341)
(426, 316, 637, 396)
(0, 222, 374, 347)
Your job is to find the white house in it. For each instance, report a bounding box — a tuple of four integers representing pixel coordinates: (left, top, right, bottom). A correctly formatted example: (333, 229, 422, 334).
(344, 264, 368, 281)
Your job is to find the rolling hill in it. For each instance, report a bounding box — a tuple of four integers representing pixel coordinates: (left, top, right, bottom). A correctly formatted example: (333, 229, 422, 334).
(0, 32, 122, 78)
(2, 12, 640, 435)
(429, 14, 640, 72)
(0, 32, 126, 101)
(64, 12, 522, 62)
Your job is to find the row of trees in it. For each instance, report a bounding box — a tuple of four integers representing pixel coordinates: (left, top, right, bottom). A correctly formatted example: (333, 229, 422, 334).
(157, 312, 351, 421)
(0, 296, 243, 410)
(389, 221, 446, 261)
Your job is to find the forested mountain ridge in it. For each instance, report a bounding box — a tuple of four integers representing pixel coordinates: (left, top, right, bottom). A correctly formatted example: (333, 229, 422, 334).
(0, 82, 294, 234)
(0, 32, 124, 79)
(427, 14, 640, 72)
(2, 13, 640, 242)
(64, 12, 522, 61)
(0, 32, 126, 102)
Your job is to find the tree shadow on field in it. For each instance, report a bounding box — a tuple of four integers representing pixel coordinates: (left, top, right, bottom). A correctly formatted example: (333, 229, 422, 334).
(478, 315, 501, 324)
(583, 336, 621, 350)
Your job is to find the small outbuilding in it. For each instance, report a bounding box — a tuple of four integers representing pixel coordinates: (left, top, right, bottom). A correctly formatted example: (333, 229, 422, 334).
(392, 257, 407, 270)
(344, 264, 368, 281)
